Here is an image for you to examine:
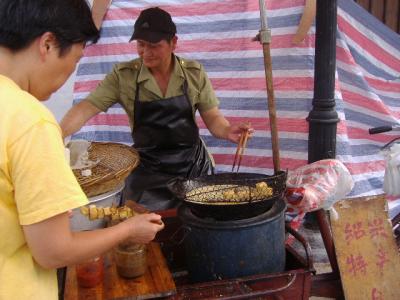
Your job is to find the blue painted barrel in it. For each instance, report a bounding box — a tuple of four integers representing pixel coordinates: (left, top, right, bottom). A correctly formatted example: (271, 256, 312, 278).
(178, 198, 286, 283)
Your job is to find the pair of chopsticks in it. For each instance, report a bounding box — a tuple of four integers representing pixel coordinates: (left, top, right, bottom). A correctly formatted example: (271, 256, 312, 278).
(232, 126, 251, 173)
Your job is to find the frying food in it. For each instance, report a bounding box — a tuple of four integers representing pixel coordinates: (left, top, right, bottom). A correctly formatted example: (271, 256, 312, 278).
(255, 182, 273, 197)
(222, 189, 236, 200)
(186, 181, 273, 203)
(80, 205, 136, 221)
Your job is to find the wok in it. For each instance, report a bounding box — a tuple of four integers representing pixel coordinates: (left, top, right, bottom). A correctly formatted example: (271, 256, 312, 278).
(168, 171, 286, 220)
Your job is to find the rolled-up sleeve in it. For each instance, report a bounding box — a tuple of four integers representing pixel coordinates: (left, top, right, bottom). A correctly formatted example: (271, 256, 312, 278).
(87, 65, 121, 112)
(197, 65, 219, 112)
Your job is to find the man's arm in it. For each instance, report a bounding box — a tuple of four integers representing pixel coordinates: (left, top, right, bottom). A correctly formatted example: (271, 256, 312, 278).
(23, 212, 164, 269)
(200, 107, 230, 140)
(18, 107, 162, 271)
(91, 0, 111, 30)
(200, 107, 252, 144)
(60, 100, 102, 138)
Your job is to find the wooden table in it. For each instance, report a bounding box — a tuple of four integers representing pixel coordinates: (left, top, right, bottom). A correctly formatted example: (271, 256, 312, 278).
(64, 242, 176, 300)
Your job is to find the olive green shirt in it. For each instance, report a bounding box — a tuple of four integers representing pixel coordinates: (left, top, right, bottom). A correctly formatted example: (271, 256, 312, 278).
(87, 56, 219, 128)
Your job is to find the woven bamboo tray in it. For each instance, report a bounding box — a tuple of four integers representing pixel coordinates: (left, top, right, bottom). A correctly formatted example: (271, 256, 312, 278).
(72, 142, 140, 197)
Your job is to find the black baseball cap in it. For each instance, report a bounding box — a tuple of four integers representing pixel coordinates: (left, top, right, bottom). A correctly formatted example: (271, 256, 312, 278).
(130, 7, 176, 43)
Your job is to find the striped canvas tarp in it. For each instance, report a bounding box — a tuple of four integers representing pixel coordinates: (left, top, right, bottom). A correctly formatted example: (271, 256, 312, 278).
(72, 0, 400, 204)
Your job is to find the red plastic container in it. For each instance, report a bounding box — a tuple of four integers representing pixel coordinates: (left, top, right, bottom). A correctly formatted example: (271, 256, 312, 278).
(76, 256, 104, 288)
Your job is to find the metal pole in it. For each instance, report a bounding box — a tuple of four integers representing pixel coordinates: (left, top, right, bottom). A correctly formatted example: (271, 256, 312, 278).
(307, 0, 339, 162)
(258, 0, 280, 173)
(307, 0, 341, 277)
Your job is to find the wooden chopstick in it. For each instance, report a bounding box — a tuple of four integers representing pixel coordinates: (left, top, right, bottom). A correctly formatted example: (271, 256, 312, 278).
(232, 132, 245, 172)
(232, 127, 250, 173)
(236, 130, 250, 172)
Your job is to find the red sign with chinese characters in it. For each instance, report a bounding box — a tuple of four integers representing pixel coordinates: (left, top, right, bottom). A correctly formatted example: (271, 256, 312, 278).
(331, 195, 400, 300)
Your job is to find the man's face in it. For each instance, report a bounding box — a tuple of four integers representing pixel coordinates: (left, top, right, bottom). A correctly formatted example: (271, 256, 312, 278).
(136, 37, 176, 69)
(32, 42, 84, 100)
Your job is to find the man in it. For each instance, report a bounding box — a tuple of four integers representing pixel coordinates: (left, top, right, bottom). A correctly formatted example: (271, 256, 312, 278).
(0, 1, 164, 299)
(61, 7, 252, 211)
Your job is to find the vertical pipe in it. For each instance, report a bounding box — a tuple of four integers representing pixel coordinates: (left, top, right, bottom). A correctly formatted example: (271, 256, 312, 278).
(307, 0, 339, 163)
(307, 0, 340, 276)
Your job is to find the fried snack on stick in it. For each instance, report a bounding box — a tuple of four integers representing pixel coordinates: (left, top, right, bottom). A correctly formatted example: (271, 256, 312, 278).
(97, 207, 105, 219)
(89, 205, 98, 220)
(80, 206, 89, 216)
(80, 204, 137, 221)
(103, 207, 111, 216)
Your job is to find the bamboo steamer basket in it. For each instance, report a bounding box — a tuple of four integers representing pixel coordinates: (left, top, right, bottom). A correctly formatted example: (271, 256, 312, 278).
(72, 142, 140, 197)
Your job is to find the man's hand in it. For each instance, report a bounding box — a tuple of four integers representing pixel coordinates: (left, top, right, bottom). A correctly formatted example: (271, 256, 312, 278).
(23, 211, 164, 269)
(225, 123, 254, 144)
(200, 107, 254, 143)
(121, 213, 164, 244)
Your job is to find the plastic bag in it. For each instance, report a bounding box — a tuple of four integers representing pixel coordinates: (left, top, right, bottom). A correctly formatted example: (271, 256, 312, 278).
(285, 159, 354, 229)
(66, 140, 100, 171)
(382, 143, 400, 196)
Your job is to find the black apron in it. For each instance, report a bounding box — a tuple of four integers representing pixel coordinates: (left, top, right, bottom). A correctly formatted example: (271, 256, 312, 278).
(123, 63, 213, 211)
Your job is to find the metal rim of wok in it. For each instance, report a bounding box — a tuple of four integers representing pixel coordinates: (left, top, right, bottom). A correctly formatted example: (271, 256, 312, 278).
(182, 193, 283, 220)
(169, 171, 286, 203)
(168, 171, 287, 220)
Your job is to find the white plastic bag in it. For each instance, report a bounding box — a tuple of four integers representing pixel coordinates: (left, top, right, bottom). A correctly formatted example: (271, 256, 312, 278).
(382, 143, 400, 196)
(66, 140, 99, 170)
(285, 159, 354, 218)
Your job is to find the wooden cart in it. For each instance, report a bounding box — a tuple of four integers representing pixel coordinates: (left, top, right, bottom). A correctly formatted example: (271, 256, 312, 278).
(63, 209, 317, 300)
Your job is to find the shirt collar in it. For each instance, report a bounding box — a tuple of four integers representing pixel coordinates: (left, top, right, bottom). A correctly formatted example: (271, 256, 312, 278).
(137, 55, 184, 84)
(0, 74, 21, 89)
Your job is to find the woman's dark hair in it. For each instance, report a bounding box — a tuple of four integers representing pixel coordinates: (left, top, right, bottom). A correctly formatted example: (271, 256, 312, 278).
(0, 0, 100, 56)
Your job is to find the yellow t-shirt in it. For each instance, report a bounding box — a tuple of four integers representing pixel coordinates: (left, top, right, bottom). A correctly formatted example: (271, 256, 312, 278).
(0, 75, 88, 300)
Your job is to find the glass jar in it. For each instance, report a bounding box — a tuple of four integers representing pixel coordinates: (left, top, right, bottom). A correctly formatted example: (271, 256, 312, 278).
(76, 256, 104, 288)
(113, 243, 147, 278)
